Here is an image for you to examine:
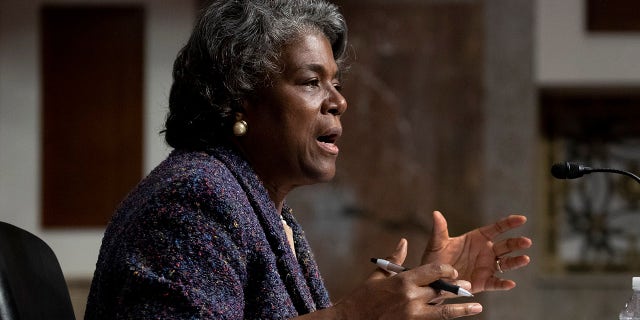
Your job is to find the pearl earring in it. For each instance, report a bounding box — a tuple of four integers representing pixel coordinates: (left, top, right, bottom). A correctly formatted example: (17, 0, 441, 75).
(233, 120, 248, 136)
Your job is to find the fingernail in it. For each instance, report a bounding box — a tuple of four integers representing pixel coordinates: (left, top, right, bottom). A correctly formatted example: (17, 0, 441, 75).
(458, 280, 472, 290)
(395, 239, 404, 251)
(469, 304, 483, 313)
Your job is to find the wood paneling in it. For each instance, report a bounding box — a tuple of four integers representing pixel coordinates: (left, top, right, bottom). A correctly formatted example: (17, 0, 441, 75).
(540, 87, 640, 140)
(338, 1, 484, 235)
(587, 0, 640, 32)
(41, 6, 144, 227)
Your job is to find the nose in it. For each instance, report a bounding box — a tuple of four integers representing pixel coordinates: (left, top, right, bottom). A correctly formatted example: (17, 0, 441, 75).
(323, 87, 348, 116)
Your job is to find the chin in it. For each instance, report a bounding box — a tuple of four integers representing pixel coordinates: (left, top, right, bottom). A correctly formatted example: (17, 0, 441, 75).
(304, 166, 336, 184)
(317, 173, 335, 183)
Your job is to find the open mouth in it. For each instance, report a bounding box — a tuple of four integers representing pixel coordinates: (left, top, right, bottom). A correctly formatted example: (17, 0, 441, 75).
(317, 134, 338, 144)
(316, 129, 341, 154)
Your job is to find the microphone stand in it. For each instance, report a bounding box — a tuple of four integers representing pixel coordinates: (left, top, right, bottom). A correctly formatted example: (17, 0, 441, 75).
(584, 167, 640, 185)
(551, 161, 640, 185)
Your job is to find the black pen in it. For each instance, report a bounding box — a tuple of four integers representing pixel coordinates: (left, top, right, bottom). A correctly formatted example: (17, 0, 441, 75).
(370, 258, 474, 297)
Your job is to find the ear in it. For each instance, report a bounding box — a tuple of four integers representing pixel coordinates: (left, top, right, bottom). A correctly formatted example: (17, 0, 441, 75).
(241, 98, 250, 111)
(231, 99, 249, 122)
(237, 97, 257, 119)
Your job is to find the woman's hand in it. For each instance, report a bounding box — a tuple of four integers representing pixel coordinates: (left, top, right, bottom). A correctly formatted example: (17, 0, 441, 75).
(328, 239, 483, 320)
(421, 211, 532, 293)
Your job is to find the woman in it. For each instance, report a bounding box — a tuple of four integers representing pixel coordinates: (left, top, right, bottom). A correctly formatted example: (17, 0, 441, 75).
(85, 0, 532, 319)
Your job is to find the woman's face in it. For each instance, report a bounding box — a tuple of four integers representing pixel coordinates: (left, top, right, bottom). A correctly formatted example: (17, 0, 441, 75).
(238, 32, 347, 195)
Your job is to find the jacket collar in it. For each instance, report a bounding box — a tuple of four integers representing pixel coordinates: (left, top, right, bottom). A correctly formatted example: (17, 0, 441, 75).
(208, 145, 329, 313)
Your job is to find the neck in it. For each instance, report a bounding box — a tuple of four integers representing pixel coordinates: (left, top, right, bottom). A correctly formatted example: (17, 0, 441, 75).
(231, 141, 296, 213)
(264, 181, 290, 214)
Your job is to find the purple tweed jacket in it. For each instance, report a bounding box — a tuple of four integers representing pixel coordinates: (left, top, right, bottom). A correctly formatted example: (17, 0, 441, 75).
(84, 146, 331, 319)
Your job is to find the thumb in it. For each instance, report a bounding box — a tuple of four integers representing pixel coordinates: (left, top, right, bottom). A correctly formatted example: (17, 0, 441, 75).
(422, 211, 449, 263)
(370, 238, 407, 280)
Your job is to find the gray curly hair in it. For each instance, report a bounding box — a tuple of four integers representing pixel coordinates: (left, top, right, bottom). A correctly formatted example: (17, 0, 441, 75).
(164, 0, 348, 150)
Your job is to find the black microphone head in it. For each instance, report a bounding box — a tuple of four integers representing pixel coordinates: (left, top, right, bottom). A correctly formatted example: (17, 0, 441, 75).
(551, 162, 587, 179)
(551, 162, 570, 179)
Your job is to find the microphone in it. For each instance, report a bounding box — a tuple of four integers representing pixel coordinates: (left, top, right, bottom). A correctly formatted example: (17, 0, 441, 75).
(551, 161, 640, 184)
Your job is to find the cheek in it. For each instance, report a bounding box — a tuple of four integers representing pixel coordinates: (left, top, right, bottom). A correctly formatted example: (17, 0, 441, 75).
(285, 113, 317, 140)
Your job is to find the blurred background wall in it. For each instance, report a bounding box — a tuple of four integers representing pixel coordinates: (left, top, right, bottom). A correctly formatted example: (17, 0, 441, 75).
(1, 0, 640, 319)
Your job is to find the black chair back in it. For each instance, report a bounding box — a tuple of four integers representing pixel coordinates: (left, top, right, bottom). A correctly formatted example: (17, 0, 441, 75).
(0, 222, 75, 320)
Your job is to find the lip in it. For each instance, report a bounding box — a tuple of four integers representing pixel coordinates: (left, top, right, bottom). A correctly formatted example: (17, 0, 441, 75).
(316, 126, 342, 155)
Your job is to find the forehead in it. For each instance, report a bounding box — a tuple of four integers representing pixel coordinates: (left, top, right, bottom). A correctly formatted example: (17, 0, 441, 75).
(279, 32, 338, 75)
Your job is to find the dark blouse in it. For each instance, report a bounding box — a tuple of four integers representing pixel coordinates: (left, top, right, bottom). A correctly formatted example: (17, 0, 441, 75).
(85, 146, 331, 319)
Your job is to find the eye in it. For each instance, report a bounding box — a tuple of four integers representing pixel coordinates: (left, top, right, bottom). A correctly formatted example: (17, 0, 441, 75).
(333, 82, 343, 92)
(304, 79, 320, 88)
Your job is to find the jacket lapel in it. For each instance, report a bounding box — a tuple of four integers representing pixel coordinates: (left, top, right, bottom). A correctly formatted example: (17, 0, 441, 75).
(211, 146, 317, 314)
(281, 207, 331, 310)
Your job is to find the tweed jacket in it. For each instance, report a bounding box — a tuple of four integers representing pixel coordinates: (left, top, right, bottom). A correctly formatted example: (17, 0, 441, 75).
(84, 146, 331, 319)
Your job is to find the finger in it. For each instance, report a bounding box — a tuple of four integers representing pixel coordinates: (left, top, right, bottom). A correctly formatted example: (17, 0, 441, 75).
(454, 279, 472, 292)
(425, 303, 483, 319)
(370, 238, 408, 280)
(423, 285, 441, 302)
(483, 277, 517, 292)
(429, 211, 450, 249)
(497, 255, 531, 272)
(388, 238, 408, 265)
(404, 263, 458, 287)
(478, 215, 527, 240)
(422, 211, 450, 262)
(492, 236, 532, 257)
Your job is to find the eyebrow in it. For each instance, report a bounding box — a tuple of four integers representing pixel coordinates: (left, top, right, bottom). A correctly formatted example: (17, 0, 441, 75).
(297, 63, 340, 79)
